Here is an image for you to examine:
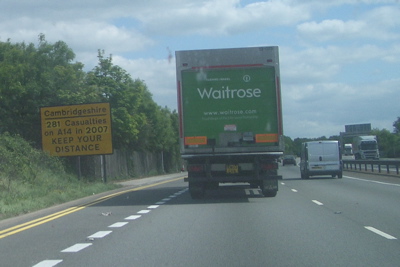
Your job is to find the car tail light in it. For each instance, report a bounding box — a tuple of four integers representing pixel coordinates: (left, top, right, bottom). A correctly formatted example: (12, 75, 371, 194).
(187, 165, 204, 172)
(261, 162, 278, 170)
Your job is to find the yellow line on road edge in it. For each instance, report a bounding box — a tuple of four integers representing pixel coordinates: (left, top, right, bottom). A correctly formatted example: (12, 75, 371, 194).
(0, 177, 183, 239)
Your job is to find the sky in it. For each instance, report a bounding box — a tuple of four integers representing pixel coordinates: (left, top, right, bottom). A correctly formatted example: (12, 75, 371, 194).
(1, 0, 399, 139)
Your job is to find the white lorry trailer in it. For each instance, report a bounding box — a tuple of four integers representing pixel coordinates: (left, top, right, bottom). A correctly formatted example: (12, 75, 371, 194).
(175, 46, 284, 198)
(300, 141, 343, 179)
(352, 135, 379, 160)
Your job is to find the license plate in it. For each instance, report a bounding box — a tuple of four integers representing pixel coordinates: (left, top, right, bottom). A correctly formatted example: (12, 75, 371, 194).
(226, 164, 239, 174)
(312, 166, 323, 170)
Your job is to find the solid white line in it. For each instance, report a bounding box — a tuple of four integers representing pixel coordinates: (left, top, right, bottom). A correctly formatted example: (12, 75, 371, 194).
(87, 231, 112, 239)
(137, 210, 150, 214)
(344, 176, 400, 187)
(61, 243, 92, 253)
(33, 260, 63, 267)
(312, 200, 324, 206)
(365, 226, 397, 240)
(109, 222, 128, 228)
(291, 189, 298, 192)
(148, 205, 159, 209)
(125, 215, 141, 220)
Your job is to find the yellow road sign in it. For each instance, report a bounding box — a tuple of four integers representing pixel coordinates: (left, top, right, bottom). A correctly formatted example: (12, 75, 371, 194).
(40, 103, 113, 156)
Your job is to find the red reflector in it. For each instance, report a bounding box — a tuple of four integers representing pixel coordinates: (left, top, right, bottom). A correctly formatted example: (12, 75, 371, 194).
(261, 163, 278, 170)
(188, 165, 204, 172)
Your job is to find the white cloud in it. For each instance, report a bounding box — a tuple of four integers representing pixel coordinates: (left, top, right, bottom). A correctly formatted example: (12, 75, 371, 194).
(297, 5, 400, 42)
(135, 0, 311, 36)
(297, 20, 367, 41)
(0, 18, 153, 53)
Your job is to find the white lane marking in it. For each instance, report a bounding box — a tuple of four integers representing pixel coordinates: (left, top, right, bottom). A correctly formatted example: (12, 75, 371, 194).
(312, 200, 324, 206)
(148, 205, 159, 209)
(125, 215, 141, 220)
(87, 231, 112, 239)
(33, 260, 63, 267)
(291, 189, 298, 192)
(245, 189, 261, 195)
(155, 201, 165, 205)
(61, 243, 92, 253)
(344, 176, 400, 187)
(109, 222, 128, 228)
(162, 198, 171, 201)
(281, 182, 285, 185)
(137, 210, 150, 214)
(365, 226, 397, 240)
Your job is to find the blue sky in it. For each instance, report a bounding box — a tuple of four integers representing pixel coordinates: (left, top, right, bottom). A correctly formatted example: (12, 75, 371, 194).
(1, 0, 399, 139)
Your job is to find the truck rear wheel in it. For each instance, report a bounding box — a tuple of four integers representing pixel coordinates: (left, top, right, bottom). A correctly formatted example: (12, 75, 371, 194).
(262, 189, 277, 197)
(260, 180, 278, 197)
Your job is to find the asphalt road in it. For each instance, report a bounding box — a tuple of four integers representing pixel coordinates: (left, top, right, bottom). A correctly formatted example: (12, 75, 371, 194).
(1, 168, 399, 267)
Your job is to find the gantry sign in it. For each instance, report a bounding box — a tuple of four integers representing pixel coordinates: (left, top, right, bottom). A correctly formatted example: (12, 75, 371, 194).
(40, 103, 113, 156)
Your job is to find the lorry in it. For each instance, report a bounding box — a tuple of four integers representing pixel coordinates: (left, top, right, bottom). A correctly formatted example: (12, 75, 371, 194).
(352, 135, 379, 160)
(175, 46, 284, 199)
(300, 141, 343, 179)
(343, 143, 353, 155)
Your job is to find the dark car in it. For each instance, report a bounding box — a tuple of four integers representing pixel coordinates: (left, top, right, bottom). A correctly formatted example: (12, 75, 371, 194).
(282, 155, 297, 166)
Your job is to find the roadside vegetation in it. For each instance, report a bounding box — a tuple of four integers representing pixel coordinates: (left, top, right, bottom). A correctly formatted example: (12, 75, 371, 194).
(0, 133, 119, 220)
(284, 119, 400, 158)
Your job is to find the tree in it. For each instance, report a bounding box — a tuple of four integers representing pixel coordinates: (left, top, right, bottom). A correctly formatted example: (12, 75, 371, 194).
(393, 117, 400, 134)
(0, 35, 89, 147)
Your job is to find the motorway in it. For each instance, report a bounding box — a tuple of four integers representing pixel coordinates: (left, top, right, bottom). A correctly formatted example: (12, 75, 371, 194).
(1, 166, 399, 267)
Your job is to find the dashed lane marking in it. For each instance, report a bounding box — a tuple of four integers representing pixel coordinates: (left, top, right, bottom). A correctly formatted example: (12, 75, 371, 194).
(312, 200, 324, 206)
(125, 215, 141, 220)
(87, 231, 112, 239)
(61, 243, 92, 253)
(137, 210, 150, 214)
(32, 260, 63, 267)
(365, 226, 397, 240)
(108, 222, 128, 228)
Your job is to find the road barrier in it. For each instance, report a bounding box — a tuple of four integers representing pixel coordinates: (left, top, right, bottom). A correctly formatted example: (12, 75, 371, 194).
(343, 159, 400, 175)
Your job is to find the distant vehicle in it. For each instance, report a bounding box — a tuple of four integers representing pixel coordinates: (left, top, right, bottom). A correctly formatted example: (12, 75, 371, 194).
(352, 135, 379, 160)
(176, 46, 284, 199)
(300, 141, 342, 179)
(343, 144, 353, 155)
(282, 155, 296, 166)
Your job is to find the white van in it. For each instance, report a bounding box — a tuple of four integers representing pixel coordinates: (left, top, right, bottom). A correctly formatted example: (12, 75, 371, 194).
(300, 141, 342, 179)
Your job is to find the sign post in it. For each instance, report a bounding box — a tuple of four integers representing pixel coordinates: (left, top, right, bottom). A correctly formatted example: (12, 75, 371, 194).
(40, 103, 113, 180)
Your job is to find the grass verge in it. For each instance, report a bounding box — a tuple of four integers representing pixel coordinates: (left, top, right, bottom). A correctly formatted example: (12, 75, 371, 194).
(0, 133, 120, 221)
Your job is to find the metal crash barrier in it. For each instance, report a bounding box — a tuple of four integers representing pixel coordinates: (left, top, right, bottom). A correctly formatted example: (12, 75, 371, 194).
(343, 160, 400, 175)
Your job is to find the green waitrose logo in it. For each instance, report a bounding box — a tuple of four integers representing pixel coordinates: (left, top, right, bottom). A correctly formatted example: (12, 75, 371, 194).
(197, 86, 261, 99)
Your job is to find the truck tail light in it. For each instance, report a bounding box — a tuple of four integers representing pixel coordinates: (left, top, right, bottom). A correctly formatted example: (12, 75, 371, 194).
(188, 165, 204, 172)
(261, 162, 278, 170)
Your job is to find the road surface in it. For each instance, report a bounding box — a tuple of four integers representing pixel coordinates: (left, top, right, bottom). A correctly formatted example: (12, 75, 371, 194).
(1, 168, 399, 267)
